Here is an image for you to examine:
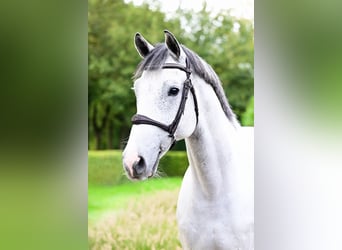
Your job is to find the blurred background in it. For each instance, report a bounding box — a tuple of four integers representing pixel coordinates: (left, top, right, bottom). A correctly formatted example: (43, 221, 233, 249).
(88, 0, 253, 248)
(88, 0, 254, 150)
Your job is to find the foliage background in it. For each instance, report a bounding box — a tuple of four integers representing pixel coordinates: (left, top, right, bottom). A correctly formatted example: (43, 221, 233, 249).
(88, 0, 254, 150)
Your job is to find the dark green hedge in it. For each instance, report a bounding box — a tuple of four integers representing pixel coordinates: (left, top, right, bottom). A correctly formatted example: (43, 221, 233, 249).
(88, 150, 188, 185)
(158, 151, 188, 177)
(88, 150, 126, 185)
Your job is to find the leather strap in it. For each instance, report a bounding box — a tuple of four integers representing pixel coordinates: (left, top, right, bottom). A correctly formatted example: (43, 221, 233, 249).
(131, 58, 198, 139)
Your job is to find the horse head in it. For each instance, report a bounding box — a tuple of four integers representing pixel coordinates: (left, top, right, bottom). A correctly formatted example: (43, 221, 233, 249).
(122, 31, 198, 180)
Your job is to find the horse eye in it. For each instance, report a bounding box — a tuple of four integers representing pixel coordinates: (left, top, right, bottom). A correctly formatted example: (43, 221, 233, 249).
(168, 87, 179, 96)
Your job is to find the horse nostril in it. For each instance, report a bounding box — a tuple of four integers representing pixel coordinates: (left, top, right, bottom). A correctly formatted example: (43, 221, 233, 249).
(132, 156, 146, 177)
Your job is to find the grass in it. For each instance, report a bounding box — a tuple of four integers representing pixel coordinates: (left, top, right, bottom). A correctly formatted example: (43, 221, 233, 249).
(88, 177, 182, 222)
(88, 178, 183, 250)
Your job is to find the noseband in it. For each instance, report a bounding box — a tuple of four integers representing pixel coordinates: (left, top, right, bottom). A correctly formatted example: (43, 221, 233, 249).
(131, 58, 199, 143)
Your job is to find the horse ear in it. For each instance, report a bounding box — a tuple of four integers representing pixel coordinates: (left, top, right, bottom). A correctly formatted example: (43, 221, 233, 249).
(164, 30, 181, 59)
(134, 32, 154, 58)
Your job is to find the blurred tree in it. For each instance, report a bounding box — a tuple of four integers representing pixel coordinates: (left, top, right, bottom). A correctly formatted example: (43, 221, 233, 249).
(88, 0, 254, 149)
(88, 0, 181, 149)
(174, 6, 254, 122)
(241, 96, 254, 126)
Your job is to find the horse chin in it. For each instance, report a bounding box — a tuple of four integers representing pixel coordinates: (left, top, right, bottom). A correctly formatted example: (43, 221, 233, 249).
(148, 156, 160, 178)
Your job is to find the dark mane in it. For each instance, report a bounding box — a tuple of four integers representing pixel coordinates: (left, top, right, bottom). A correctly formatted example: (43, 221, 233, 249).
(134, 43, 238, 126)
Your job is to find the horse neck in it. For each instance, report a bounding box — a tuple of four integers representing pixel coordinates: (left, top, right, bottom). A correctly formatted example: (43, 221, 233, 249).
(185, 77, 240, 198)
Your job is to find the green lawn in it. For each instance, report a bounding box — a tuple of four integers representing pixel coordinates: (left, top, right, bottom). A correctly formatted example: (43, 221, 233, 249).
(88, 178, 183, 249)
(88, 177, 182, 222)
(88, 150, 185, 249)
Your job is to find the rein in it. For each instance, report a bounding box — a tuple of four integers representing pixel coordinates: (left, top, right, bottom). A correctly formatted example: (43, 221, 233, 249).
(131, 58, 199, 143)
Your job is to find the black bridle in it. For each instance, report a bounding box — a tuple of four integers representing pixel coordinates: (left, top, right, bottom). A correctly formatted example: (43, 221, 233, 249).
(131, 58, 199, 144)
